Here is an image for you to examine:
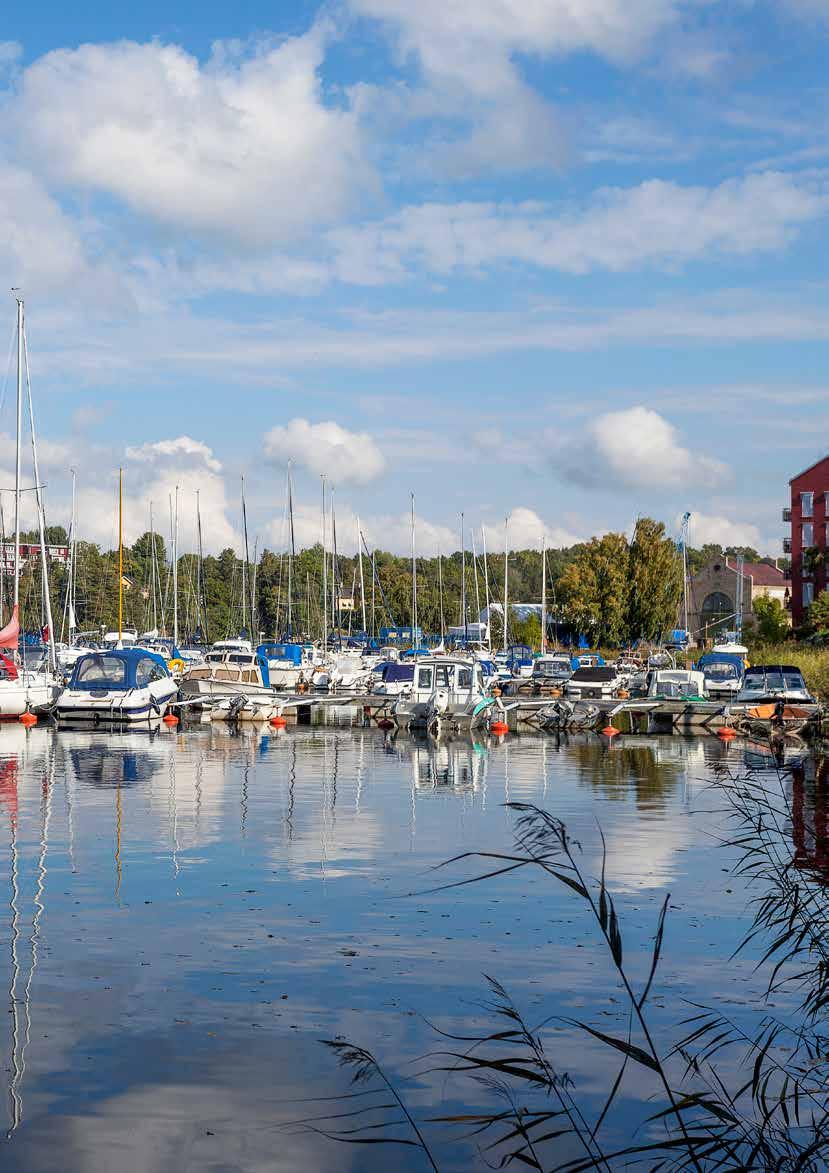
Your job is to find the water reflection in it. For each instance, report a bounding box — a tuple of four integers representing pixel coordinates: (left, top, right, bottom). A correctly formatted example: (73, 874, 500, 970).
(0, 725, 802, 1171)
(791, 756, 829, 882)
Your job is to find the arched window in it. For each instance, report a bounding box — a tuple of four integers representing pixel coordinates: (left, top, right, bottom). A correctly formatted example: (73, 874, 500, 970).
(701, 591, 734, 637)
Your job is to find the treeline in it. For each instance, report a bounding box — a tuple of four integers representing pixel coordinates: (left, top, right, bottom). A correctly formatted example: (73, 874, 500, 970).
(6, 521, 778, 647)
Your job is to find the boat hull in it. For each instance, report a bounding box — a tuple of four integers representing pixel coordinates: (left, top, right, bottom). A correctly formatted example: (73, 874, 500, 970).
(56, 682, 178, 723)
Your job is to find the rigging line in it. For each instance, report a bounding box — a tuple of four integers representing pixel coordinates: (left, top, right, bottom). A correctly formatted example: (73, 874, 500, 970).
(359, 528, 397, 629)
(0, 319, 16, 420)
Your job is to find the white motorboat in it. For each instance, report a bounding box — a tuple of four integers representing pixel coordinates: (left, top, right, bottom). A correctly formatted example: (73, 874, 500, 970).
(566, 666, 619, 700)
(393, 657, 494, 731)
(56, 648, 178, 723)
(258, 641, 318, 690)
(180, 646, 276, 704)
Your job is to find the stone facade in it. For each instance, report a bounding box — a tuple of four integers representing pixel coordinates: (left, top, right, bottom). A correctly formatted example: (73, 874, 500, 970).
(686, 558, 788, 644)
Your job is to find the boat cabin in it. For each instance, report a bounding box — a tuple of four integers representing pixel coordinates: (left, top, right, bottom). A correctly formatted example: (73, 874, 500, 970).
(646, 669, 707, 700)
(566, 665, 618, 699)
(190, 648, 271, 688)
(532, 654, 573, 681)
(737, 665, 812, 704)
(411, 658, 486, 698)
(68, 648, 171, 691)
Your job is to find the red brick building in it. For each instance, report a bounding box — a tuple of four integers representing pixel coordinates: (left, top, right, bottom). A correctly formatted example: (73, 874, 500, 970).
(787, 456, 829, 625)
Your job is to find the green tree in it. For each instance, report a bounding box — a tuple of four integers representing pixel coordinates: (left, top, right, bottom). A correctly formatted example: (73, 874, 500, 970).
(806, 590, 829, 635)
(627, 517, 684, 642)
(753, 594, 791, 642)
(558, 533, 630, 645)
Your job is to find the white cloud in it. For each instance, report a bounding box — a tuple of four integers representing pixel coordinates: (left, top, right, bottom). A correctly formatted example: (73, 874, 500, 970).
(352, 0, 681, 76)
(684, 512, 764, 550)
(559, 406, 728, 492)
(263, 419, 386, 485)
(484, 507, 585, 550)
(14, 31, 370, 246)
(0, 165, 91, 293)
(329, 173, 828, 283)
(126, 436, 222, 473)
(77, 436, 239, 551)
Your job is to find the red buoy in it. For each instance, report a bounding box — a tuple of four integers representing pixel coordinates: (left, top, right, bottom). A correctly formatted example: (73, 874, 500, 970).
(490, 721, 509, 736)
(718, 726, 736, 740)
(378, 718, 394, 729)
(270, 715, 287, 728)
(19, 712, 37, 727)
(162, 713, 179, 726)
(602, 725, 620, 737)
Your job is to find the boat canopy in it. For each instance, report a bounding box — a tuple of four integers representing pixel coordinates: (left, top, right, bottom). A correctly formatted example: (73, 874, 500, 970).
(259, 642, 303, 666)
(570, 666, 617, 683)
(69, 648, 171, 691)
(378, 662, 415, 683)
(697, 652, 744, 674)
(570, 652, 606, 670)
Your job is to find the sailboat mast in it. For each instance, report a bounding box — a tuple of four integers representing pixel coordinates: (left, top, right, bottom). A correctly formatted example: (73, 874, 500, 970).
(196, 490, 207, 644)
(357, 516, 366, 636)
(69, 470, 76, 638)
(461, 512, 467, 640)
(540, 534, 547, 655)
(287, 463, 295, 637)
(471, 527, 481, 637)
(22, 321, 56, 671)
(118, 468, 124, 642)
(438, 550, 445, 642)
(331, 486, 340, 647)
(172, 485, 179, 649)
(482, 525, 492, 654)
(321, 476, 327, 648)
(149, 502, 157, 631)
(410, 493, 417, 644)
(502, 515, 509, 653)
(241, 477, 251, 638)
(13, 296, 22, 611)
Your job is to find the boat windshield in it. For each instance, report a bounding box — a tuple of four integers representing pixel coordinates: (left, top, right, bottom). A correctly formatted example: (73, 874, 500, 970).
(745, 669, 806, 692)
(75, 655, 128, 687)
(704, 664, 740, 681)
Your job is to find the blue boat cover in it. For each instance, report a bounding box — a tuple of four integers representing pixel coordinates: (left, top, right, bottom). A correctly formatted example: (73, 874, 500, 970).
(379, 663, 415, 683)
(696, 652, 743, 674)
(259, 642, 303, 666)
(70, 648, 171, 691)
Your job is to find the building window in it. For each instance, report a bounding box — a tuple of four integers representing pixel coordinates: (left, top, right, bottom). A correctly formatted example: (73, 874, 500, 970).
(802, 491, 814, 517)
(803, 582, 815, 608)
(803, 522, 814, 547)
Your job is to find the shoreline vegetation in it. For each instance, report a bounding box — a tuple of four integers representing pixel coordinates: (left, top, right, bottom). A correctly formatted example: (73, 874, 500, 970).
(13, 519, 791, 646)
(294, 759, 829, 1171)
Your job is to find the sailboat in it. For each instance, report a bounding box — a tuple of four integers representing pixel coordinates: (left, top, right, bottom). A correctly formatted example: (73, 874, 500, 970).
(0, 296, 60, 717)
(55, 470, 178, 722)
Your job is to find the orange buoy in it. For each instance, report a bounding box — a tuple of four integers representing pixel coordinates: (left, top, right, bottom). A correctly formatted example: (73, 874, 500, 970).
(490, 721, 509, 736)
(718, 726, 736, 740)
(551, 687, 562, 697)
(19, 712, 37, 727)
(602, 725, 620, 737)
(617, 689, 630, 699)
(162, 713, 180, 726)
(270, 715, 288, 728)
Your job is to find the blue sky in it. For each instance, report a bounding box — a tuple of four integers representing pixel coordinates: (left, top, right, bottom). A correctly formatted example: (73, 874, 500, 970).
(1, 0, 828, 556)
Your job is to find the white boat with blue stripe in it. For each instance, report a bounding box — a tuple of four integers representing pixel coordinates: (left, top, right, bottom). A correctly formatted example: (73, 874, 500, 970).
(56, 648, 179, 723)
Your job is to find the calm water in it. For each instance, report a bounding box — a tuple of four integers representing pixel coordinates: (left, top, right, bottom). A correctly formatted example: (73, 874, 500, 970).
(0, 721, 812, 1171)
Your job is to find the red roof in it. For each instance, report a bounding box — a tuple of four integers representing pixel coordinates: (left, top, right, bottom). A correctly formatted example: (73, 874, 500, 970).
(726, 559, 785, 586)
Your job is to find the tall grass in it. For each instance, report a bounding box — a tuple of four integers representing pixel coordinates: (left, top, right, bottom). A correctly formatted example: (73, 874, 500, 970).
(294, 756, 829, 1170)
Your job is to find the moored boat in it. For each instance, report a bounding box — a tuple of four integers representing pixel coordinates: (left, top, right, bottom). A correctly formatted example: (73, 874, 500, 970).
(56, 648, 178, 723)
